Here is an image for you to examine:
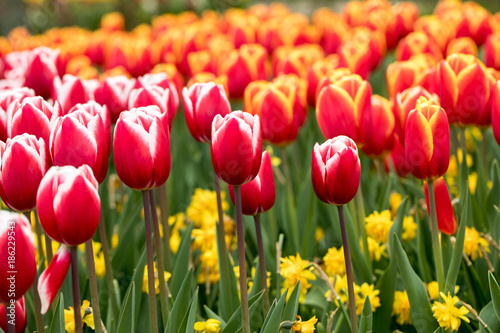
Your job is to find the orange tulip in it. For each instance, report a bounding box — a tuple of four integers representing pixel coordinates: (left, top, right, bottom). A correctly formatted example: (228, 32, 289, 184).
(306, 55, 340, 106)
(396, 31, 442, 62)
(455, 2, 493, 46)
(272, 44, 324, 78)
(485, 33, 500, 71)
(414, 15, 454, 55)
(362, 95, 395, 157)
(446, 37, 478, 57)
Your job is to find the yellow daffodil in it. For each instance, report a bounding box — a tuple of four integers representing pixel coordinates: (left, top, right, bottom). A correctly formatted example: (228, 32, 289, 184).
(315, 226, 325, 243)
(428, 281, 459, 300)
(402, 216, 418, 241)
(389, 192, 403, 217)
(464, 226, 490, 261)
(366, 237, 387, 261)
(291, 315, 317, 332)
(323, 246, 345, 277)
(194, 319, 221, 333)
(142, 264, 172, 294)
(432, 292, 470, 331)
(64, 300, 95, 333)
(280, 253, 316, 289)
(365, 210, 393, 243)
(355, 283, 381, 315)
(392, 290, 411, 325)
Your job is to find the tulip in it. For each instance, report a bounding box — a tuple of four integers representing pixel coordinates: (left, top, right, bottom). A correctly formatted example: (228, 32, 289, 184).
(0, 212, 36, 302)
(414, 15, 453, 56)
(94, 75, 135, 123)
(182, 82, 231, 143)
(38, 245, 71, 314)
(476, 70, 497, 127)
(311, 136, 361, 205)
(128, 84, 176, 127)
(337, 41, 372, 80)
(455, 2, 493, 46)
(393, 2, 419, 42)
(7, 96, 61, 144)
(0, 134, 50, 212)
(384, 137, 410, 177)
(438, 53, 489, 125)
(52, 74, 97, 114)
(396, 31, 442, 62)
(362, 95, 395, 157)
(134, 72, 179, 115)
(394, 86, 439, 145)
(24, 46, 60, 98)
(424, 178, 456, 235)
(306, 55, 339, 106)
(150, 63, 185, 95)
(485, 33, 500, 71)
(315, 68, 352, 102)
(37, 165, 100, 246)
(0, 87, 35, 142)
(50, 108, 109, 183)
(316, 74, 372, 146)
(228, 151, 275, 215)
(446, 37, 478, 57)
(313, 9, 348, 55)
(68, 101, 112, 153)
(211, 111, 262, 186)
(0, 297, 27, 333)
(272, 44, 324, 78)
(492, 82, 500, 145)
(113, 106, 170, 191)
(405, 98, 450, 181)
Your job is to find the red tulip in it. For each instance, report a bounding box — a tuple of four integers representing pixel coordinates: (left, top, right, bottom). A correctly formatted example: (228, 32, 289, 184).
(311, 135, 360, 205)
(306, 56, 339, 106)
(396, 31, 442, 62)
(7, 96, 61, 144)
(36, 165, 101, 246)
(38, 245, 71, 314)
(211, 111, 262, 186)
(405, 98, 450, 181)
(0, 134, 50, 212)
(492, 82, 500, 145)
(362, 95, 395, 157)
(485, 33, 500, 71)
(228, 151, 275, 215)
(52, 74, 97, 114)
(0, 88, 35, 142)
(94, 75, 135, 123)
(134, 73, 179, 119)
(0, 297, 27, 333)
(113, 106, 171, 191)
(455, 2, 493, 46)
(50, 108, 109, 183)
(67, 101, 111, 153)
(182, 82, 231, 143)
(24, 46, 60, 98)
(0, 212, 36, 302)
(128, 85, 175, 127)
(446, 37, 478, 57)
(424, 178, 456, 235)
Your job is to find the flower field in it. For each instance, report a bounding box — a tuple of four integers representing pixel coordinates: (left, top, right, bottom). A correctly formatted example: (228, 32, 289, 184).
(2, 0, 500, 332)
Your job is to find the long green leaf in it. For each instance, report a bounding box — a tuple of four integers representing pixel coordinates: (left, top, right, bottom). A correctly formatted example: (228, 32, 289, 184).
(283, 282, 301, 322)
(171, 224, 193, 298)
(393, 234, 437, 333)
(166, 269, 194, 333)
(116, 281, 136, 333)
(181, 288, 199, 333)
(221, 291, 264, 333)
(489, 272, 500, 322)
(204, 306, 227, 328)
(358, 296, 372, 333)
(216, 220, 238, 321)
(48, 293, 64, 333)
(261, 289, 288, 333)
(480, 302, 500, 333)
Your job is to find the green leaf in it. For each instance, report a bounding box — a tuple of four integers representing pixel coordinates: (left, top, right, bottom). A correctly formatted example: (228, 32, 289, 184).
(221, 291, 264, 333)
(489, 272, 500, 322)
(180, 288, 199, 333)
(358, 296, 372, 333)
(261, 289, 288, 333)
(480, 302, 500, 333)
(444, 187, 469, 295)
(204, 306, 227, 328)
(393, 234, 437, 333)
(48, 293, 64, 333)
(131, 245, 147, 328)
(377, 174, 395, 212)
(298, 179, 318, 258)
(283, 282, 301, 322)
(116, 281, 136, 333)
(170, 224, 193, 298)
(415, 206, 433, 283)
(167, 269, 194, 333)
(216, 221, 239, 321)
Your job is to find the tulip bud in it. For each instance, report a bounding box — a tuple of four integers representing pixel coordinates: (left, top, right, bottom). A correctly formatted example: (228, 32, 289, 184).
(7, 96, 61, 144)
(0, 297, 27, 333)
(396, 31, 442, 62)
(113, 106, 171, 191)
(94, 75, 136, 123)
(134, 72, 179, 115)
(211, 111, 262, 186)
(37, 165, 101, 246)
(306, 55, 339, 106)
(424, 178, 456, 235)
(455, 2, 493, 46)
(414, 15, 453, 55)
(228, 151, 275, 215)
(446, 37, 478, 57)
(0, 134, 50, 212)
(52, 74, 97, 114)
(438, 54, 489, 125)
(50, 108, 109, 183)
(316, 74, 372, 146)
(492, 82, 500, 145)
(485, 33, 500, 71)
(0, 88, 35, 142)
(38, 245, 71, 314)
(24, 46, 60, 98)
(68, 101, 111, 153)
(337, 41, 372, 80)
(311, 136, 360, 205)
(183, 82, 231, 143)
(150, 63, 185, 95)
(405, 98, 450, 181)
(0, 212, 36, 302)
(362, 95, 395, 157)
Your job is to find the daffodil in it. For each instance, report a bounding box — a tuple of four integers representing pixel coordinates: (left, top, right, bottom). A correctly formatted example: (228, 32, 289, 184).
(64, 300, 95, 333)
(142, 263, 172, 294)
(366, 237, 386, 261)
(355, 283, 381, 315)
(194, 319, 221, 333)
(323, 246, 345, 277)
(428, 281, 459, 300)
(432, 292, 470, 331)
(291, 315, 317, 332)
(402, 216, 417, 241)
(392, 290, 411, 325)
(365, 210, 393, 243)
(464, 226, 490, 261)
(389, 192, 402, 217)
(280, 253, 316, 289)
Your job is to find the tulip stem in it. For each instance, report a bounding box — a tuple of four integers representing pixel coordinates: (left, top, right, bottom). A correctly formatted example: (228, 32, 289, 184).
(234, 186, 250, 333)
(428, 181, 446, 295)
(70, 246, 83, 333)
(158, 184, 172, 272)
(85, 240, 103, 333)
(142, 191, 159, 333)
(98, 213, 119, 319)
(337, 205, 358, 333)
(36, 212, 53, 264)
(354, 188, 372, 275)
(281, 149, 300, 251)
(253, 214, 270, 316)
(149, 190, 170, 325)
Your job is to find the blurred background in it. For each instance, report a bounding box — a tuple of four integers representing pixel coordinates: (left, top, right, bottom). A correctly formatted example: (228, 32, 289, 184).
(1, 0, 499, 36)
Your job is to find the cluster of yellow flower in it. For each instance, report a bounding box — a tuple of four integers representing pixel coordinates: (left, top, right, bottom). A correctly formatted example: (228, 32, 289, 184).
(280, 253, 316, 301)
(331, 275, 381, 315)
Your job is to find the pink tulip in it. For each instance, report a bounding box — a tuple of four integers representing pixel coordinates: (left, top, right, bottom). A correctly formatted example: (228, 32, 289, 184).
(38, 245, 71, 314)
(134, 73, 179, 120)
(24, 47, 60, 98)
(0, 297, 27, 333)
(67, 101, 111, 153)
(94, 75, 136, 123)
(0, 88, 35, 142)
(52, 74, 97, 114)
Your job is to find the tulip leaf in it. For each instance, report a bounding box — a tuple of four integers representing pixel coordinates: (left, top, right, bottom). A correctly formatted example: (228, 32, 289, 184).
(358, 296, 372, 333)
(261, 288, 288, 333)
(486, 160, 500, 225)
(393, 234, 437, 333)
(415, 206, 434, 283)
(131, 245, 147, 328)
(179, 288, 198, 333)
(444, 187, 469, 295)
(373, 197, 408, 332)
(377, 174, 395, 212)
(299, 181, 318, 259)
(170, 223, 194, 298)
(204, 306, 227, 328)
(489, 272, 500, 323)
(116, 281, 135, 333)
(48, 293, 64, 333)
(166, 268, 194, 333)
(221, 290, 264, 333)
(283, 282, 301, 322)
(480, 302, 500, 333)
(216, 220, 239, 320)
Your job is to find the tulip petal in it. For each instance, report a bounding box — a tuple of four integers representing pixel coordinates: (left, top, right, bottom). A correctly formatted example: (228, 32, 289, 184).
(316, 85, 357, 141)
(38, 245, 71, 314)
(405, 110, 433, 179)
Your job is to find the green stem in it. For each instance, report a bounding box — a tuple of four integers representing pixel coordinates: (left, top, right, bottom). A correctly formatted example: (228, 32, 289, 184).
(281, 149, 300, 251)
(149, 190, 170, 325)
(354, 189, 372, 274)
(234, 186, 250, 333)
(85, 240, 103, 333)
(157, 184, 172, 272)
(428, 181, 446, 294)
(70, 246, 83, 333)
(333, 313, 344, 333)
(337, 206, 358, 333)
(98, 213, 119, 319)
(142, 192, 159, 333)
(36, 212, 53, 263)
(253, 214, 270, 316)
